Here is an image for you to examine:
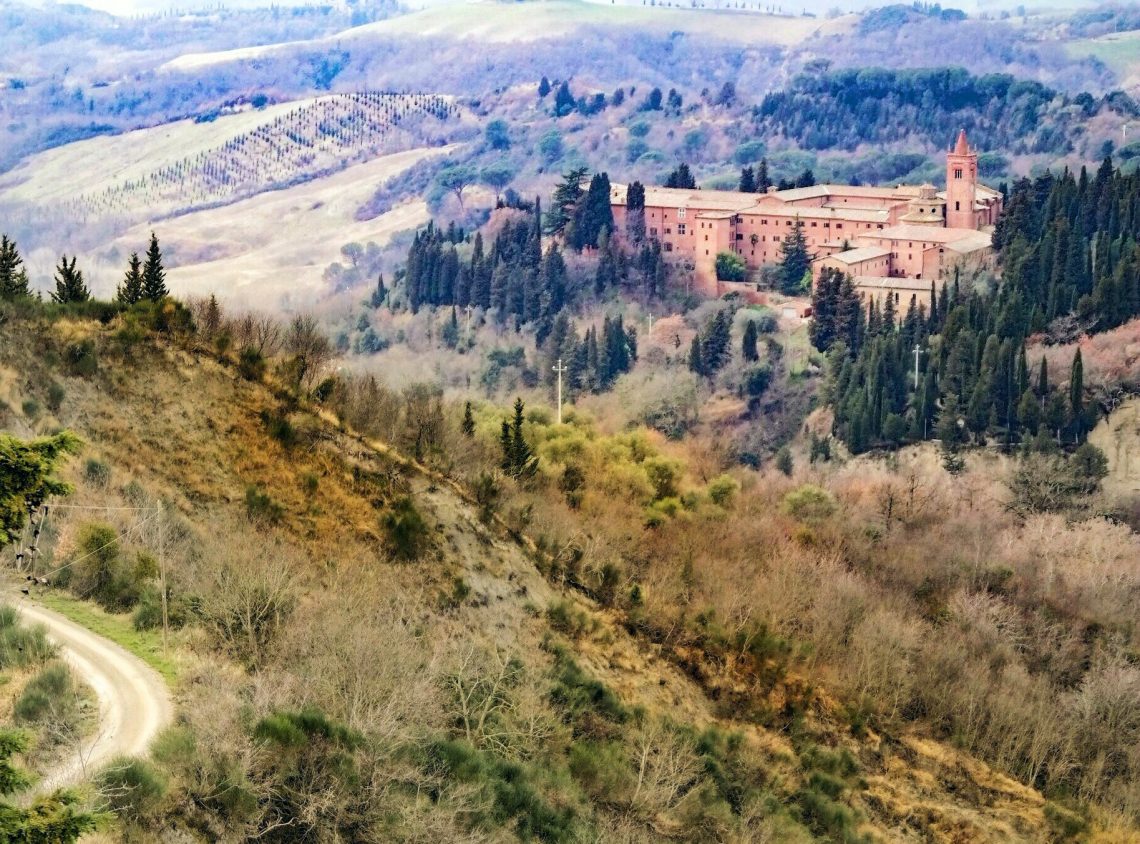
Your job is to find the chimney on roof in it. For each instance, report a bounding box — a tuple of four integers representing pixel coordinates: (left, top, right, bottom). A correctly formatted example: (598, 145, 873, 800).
(766, 186, 779, 194)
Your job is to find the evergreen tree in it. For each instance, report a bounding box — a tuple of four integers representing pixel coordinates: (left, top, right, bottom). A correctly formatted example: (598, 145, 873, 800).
(499, 421, 513, 472)
(142, 232, 168, 301)
(370, 274, 387, 308)
(688, 332, 704, 376)
(778, 220, 812, 295)
(462, 401, 476, 437)
(756, 159, 771, 192)
(574, 172, 614, 250)
(553, 81, 576, 117)
(117, 252, 144, 305)
(547, 168, 588, 236)
(502, 397, 537, 478)
(702, 310, 732, 374)
(1069, 349, 1085, 442)
(742, 319, 759, 361)
(738, 166, 756, 193)
(203, 294, 222, 337)
(538, 76, 551, 98)
(442, 307, 460, 349)
(0, 236, 30, 300)
(936, 393, 968, 451)
(625, 181, 646, 242)
(50, 256, 89, 304)
(663, 163, 696, 190)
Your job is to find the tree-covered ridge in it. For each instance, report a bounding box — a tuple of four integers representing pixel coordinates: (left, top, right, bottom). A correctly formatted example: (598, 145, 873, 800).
(400, 172, 665, 338)
(755, 67, 1136, 154)
(820, 157, 1140, 456)
(995, 159, 1140, 334)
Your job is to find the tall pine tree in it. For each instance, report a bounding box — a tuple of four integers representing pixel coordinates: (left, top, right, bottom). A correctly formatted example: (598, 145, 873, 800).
(141, 232, 168, 301)
(117, 252, 144, 305)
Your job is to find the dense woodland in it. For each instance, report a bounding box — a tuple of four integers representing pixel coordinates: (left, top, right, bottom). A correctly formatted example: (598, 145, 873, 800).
(399, 171, 662, 399)
(755, 67, 1136, 154)
(819, 157, 1140, 460)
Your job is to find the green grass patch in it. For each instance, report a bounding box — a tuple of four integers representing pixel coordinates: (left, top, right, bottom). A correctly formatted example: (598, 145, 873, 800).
(36, 592, 180, 684)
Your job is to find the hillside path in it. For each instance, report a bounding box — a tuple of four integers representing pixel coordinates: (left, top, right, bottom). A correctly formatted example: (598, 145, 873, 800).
(12, 596, 174, 794)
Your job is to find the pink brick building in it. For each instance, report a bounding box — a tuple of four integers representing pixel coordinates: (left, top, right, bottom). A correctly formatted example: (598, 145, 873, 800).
(610, 130, 1002, 304)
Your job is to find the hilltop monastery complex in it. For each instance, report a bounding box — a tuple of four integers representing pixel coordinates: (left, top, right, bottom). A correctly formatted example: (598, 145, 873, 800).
(610, 130, 1003, 306)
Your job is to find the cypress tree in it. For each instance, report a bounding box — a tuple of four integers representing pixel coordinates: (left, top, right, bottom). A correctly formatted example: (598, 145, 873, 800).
(703, 310, 732, 373)
(1069, 349, 1085, 442)
(756, 159, 771, 192)
(742, 319, 759, 361)
(370, 273, 387, 308)
(738, 166, 756, 193)
(142, 232, 168, 301)
(462, 401, 476, 438)
(688, 332, 704, 376)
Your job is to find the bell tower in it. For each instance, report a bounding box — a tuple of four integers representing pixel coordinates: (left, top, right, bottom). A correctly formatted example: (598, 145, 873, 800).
(945, 128, 978, 230)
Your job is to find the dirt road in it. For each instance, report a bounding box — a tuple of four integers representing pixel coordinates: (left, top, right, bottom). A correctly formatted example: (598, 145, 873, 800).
(13, 598, 174, 793)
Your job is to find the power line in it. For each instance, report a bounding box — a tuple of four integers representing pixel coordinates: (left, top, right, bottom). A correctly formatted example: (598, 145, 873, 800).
(35, 509, 160, 583)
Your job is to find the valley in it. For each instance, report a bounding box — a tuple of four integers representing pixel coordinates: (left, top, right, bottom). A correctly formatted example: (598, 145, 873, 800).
(2, 0, 1140, 840)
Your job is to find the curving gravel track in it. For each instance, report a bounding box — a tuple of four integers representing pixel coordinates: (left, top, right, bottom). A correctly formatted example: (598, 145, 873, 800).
(12, 597, 173, 794)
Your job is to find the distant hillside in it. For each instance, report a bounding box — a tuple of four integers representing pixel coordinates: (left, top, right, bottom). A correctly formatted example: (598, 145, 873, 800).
(755, 66, 1137, 155)
(1, 93, 457, 222)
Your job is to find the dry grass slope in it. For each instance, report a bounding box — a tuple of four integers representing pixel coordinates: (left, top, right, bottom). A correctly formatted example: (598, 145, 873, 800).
(0, 312, 1128, 841)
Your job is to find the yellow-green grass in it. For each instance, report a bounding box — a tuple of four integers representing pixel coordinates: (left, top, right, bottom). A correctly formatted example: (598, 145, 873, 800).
(35, 592, 181, 685)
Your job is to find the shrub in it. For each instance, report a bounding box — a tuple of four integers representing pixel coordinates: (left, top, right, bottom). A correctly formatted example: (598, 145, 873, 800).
(69, 523, 151, 611)
(546, 600, 596, 639)
(21, 399, 39, 419)
(14, 662, 75, 725)
(472, 472, 501, 524)
(1044, 801, 1088, 840)
(549, 648, 629, 730)
(426, 739, 579, 842)
(0, 616, 54, 669)
(568, 741, 633, 804)
(628, 120, 651, 138)
(643, 456, 682, 501)
(83, 458, 111, 488)
(237, 347, 266, 381)
(260, 409, 296, 448)
(744, 364, 772, 398)
(781, 485, 836, 523)
(751, 312, 779, 333)
(776, 447, 794, 476)
(64, 339, 98, 377)
(131, 585, 188, 632)
(245, 485, 284, 525)
(707, 474, 740, 507)
(715, 251, 747, 282)
(381, 496, 429, 561)
(97, 757, 167, 823)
